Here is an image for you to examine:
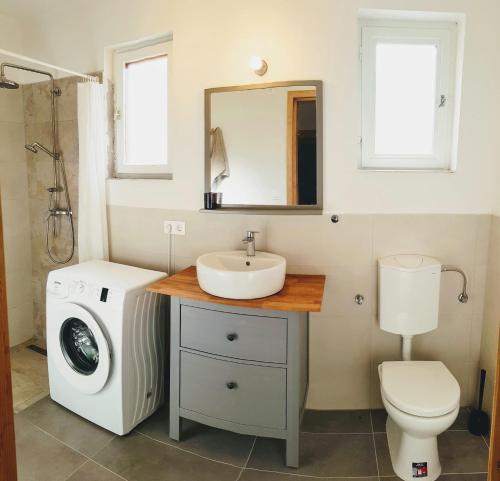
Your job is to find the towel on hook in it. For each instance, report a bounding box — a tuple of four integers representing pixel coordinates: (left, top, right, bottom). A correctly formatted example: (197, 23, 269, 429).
(210, 127, 229, 188)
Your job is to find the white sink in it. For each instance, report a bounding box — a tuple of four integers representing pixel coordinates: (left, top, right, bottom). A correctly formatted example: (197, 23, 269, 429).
(196, 250, 286, 299)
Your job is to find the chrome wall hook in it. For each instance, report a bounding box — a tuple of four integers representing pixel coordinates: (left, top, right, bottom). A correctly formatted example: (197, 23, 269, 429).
(354, 294, 365, 305)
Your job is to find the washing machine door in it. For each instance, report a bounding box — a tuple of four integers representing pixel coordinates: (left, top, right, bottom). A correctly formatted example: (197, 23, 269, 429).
(51, 303, 111, 394)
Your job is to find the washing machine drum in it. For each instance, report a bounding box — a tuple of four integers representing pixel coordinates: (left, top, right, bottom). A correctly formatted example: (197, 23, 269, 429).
(51, 303, 111, 394)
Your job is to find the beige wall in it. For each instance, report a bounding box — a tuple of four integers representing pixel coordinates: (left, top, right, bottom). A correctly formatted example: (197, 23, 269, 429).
(0, 89, 34, 347)
(23, 76, 80, 343)
(109, 207, 489, 409)
(2, 0, 499, 409)
(479, 216, 500, 416)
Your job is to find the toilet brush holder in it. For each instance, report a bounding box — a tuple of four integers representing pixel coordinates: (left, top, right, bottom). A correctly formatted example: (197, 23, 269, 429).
(468, 369, 490, 436)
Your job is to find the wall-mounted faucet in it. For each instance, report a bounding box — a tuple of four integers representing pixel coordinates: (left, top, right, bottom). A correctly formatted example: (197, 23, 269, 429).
(441, 265, 469, 303)
(242, 231, 259, 257)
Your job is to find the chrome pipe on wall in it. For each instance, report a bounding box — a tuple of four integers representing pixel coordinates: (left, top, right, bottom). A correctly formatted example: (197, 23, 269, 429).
(441, 265, 469, 303)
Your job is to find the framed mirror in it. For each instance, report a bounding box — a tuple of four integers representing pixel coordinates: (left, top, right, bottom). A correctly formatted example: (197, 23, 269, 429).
(204, 80, 323, 213)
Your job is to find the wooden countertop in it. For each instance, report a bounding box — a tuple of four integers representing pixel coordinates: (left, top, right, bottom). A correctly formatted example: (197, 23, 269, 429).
(147, 266, 326, 312)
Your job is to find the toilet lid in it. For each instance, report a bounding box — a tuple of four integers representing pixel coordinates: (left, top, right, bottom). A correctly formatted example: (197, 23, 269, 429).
(379, 361, 460, 417)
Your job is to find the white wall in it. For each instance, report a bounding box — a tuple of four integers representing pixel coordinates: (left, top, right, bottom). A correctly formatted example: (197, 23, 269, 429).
(11, 0, 500, 214)
(0, 13, 24, 52)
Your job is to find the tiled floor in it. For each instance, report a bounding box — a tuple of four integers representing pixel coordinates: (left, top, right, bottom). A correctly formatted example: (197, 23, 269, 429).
(14, 398, 490, 481)
(10, 342, 49, 413)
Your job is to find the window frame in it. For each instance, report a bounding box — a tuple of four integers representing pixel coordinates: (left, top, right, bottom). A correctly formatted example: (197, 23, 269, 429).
(113, 39, 172, 178)
(360, 19, 458, 171)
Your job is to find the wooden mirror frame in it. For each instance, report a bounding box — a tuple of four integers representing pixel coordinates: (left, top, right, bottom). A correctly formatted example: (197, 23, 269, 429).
(204, 80, 323, 214)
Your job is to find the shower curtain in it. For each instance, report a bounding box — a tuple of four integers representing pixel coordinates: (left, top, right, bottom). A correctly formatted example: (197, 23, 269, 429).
(77, 81, 109, 262)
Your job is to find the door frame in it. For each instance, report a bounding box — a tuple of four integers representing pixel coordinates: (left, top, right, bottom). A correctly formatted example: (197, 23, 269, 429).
(0, 197, 17, 481)
(489, 329, 500, 481)
(286, 89, 317, 205)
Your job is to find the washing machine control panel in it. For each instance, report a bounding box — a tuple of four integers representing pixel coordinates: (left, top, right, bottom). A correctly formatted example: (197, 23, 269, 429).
(47, 278, 124, 306)
(47, 279, 70, 299)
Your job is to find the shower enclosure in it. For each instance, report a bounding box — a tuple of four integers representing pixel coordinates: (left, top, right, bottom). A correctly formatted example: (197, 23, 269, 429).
(0, 62, 75, 265)
(0, 50, 96, 355)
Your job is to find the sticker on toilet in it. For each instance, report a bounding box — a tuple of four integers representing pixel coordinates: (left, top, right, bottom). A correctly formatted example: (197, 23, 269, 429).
(412, 462, 428, 477)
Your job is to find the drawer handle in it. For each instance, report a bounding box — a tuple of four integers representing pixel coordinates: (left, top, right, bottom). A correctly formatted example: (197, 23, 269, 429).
(226, 381, 238, 390)
(226, 333, 238, 341)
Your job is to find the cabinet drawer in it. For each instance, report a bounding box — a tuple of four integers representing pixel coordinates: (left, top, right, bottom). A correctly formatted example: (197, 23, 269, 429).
(180, 352, 286, 429)
(180, 305, 287, 363)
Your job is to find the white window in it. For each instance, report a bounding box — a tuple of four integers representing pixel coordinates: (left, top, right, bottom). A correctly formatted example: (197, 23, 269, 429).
(113, 39, 171, 177)
(360, 19, 461, 171)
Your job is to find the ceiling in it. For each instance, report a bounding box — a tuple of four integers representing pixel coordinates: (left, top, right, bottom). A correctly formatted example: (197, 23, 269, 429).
(0, 0, 68, 18)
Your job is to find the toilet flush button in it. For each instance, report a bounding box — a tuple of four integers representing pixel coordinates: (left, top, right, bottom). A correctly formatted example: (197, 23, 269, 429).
(395, 255, 423, 268)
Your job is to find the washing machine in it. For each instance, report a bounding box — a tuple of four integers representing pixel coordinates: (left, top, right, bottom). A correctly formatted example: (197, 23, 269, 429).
(46, 260, 167, 435)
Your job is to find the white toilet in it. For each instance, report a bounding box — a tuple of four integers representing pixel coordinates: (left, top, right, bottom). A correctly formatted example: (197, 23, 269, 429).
(378, 255, 461, 481)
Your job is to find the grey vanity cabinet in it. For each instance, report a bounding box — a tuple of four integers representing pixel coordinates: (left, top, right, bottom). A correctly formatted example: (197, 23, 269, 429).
(169, 296, 309, 468)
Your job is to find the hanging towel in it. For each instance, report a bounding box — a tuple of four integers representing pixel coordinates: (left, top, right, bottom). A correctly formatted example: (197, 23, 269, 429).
(210, 127, 229, 189)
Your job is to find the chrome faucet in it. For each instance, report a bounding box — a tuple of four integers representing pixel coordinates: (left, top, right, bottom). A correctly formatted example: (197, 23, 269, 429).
(242, 231, 259, 257)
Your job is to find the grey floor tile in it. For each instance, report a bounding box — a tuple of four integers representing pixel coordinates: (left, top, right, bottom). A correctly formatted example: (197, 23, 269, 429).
(247, 433, 378, 477)
(439, 475, 487, 480)
(450, 408, 471, 430)
(67, 461, 125, 481)
(381, 476, 486, 481)
(301, 409, 372, 433)
(135, 404, 255, 467)
(18, 396, 115, 457)
(240, 468, 378, 480)
(15, 415, 86, 481)
(93, 431, 240, 481)
(371, 409, 387, 432)
(374, 433, 395, 477)
(439, 430, 489, 473)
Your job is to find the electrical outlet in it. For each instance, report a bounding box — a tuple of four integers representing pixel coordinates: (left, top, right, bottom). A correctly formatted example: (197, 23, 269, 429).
(164, 221, 185, 236)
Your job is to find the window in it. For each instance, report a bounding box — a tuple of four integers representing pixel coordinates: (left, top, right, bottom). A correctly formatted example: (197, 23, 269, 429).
(113, 39, 171, 177)
(360, 18, 461, 171)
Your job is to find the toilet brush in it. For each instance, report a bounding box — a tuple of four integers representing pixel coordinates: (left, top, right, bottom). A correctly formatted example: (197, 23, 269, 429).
(468, 369, 490, 436)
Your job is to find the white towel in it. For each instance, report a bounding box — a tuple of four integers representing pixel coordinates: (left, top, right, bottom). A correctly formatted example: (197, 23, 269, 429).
(210, 127, 229, 188)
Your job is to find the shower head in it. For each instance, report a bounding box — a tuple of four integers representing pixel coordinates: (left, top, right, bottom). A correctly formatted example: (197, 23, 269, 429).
(0, 75, 19, 89)
(25, 143, 38, 153)
(25, 142, 60, 160)
(1, 61, 57, 92)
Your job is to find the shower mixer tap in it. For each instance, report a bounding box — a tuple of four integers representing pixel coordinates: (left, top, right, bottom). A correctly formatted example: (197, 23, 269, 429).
(48, 208, 72, 216)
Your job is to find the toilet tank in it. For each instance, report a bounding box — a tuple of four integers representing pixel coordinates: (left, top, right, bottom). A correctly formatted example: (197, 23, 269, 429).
(378, 255, 441, 335)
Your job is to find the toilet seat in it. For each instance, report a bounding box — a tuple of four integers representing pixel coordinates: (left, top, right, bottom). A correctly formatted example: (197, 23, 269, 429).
(380, 361, 460, 417)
